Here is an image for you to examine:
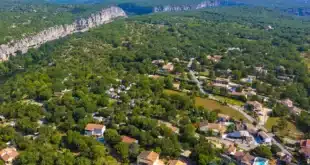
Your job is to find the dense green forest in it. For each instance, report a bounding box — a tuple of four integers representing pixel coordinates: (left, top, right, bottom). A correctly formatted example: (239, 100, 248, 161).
(0, 5, 309, 164)
(0, 0, 112, 44)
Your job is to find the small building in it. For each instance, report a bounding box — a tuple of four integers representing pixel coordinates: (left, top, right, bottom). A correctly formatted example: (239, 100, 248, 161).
(246, 101, 263, 111)
(137, 151, 163, 165)
(207, 55, 223, 63)
(162, 63, 174, 72)
(214, 77, 230, 84)
(281, 98, 293, 108)
(158, 120, 180, 134)
(300, 139, 310, 163)
(152, 60, 165, 65)
(226, 144, 237, 155)
(277, 152, 292, 164)
(167, 160, 186, 165)
(0, 147, 19, 164)
(180, 150, 191, 158)
(234, 152, 255, 165)
(199, 122, 226, 135)
(255, 67, 268, 75)
(173, 82, 181, 90)
(241, 75, 256, 84)
(218, 113, 230, 122)
(121, 136, 138, 144)
(257, 131, 272, 145)
(85, 124, 106, 137)
(290, 107, 302, 115)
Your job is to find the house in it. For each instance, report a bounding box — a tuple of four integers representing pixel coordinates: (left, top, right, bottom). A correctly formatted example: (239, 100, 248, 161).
(85, 124, 106, 137)
(173, 58, 180, 63)
(137, 151, 164, 165)
(277, 152, 292, 164)
(246, 101, 263, 111)
(0, 147, 19, 164)
(291, 107, 302, 115)
(158, 120, 179, 134)
(121, 136, 138, 144)
(152, 60, 165, 65)
(214, 78, 230, 84)
(199, 122, 226, 135)
(180, 150, 191, 158)
(246, 101, 264, 115)
(255, 67, 268, 75)
(281, 98, 293, 108)
(241, 75, 256, 84)
(162, 63, 174, 72)
(167, 160, 186, 165)
(207, 55, 223, 63)
(300, 139, 310, 163)
(173, 82, 181, 90)
(199, 121, 209, 132)
(257, 131, 272, 145)
(218, 113, 230, 122)
(234, 152, 255, 165)
(226, 144, 237, 155)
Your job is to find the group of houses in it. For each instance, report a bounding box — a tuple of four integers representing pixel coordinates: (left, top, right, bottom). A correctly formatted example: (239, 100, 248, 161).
(137, 151, 188, 165)
(84, 122, 190, 165)
(152, 59, 175, 72)
(106, 83, 134, 100)
(210, 77, 257, 99)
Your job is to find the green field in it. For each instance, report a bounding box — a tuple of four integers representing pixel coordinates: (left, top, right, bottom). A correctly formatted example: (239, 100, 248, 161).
(213, 95, 245, 106)
(265, 117, 303, 139)
(164, 89, 250, 122)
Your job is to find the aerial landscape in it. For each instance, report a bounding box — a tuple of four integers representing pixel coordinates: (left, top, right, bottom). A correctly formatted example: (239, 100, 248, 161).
(0, 0, 310, 165)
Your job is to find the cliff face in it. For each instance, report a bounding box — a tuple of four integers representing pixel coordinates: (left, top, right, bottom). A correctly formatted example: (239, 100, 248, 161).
(153, 0, 221, 12)
(0, 6, 127, 61)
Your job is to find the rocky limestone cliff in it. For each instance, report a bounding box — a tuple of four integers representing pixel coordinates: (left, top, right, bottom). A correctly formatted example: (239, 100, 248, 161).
(0, 6, 127, 61)
(153, 0, 221, 12)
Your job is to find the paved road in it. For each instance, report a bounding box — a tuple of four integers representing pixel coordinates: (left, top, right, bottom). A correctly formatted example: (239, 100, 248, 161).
(267, 133, 292, 156)
(187, 58, 290, 156)
(227, 104, 255, 123)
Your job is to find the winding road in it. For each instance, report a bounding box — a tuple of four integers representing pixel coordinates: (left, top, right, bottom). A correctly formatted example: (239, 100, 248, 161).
(187, 58, 291, 156)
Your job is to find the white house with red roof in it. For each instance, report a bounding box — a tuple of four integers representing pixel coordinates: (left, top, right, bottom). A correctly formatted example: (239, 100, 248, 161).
(85, 123, 106, 136)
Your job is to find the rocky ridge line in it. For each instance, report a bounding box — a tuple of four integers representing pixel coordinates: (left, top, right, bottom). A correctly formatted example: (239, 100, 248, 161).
(153, 0, 221, 12)
(0, 6, 127, 61)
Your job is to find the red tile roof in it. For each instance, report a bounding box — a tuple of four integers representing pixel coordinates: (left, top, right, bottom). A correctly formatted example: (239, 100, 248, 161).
(0, 148, 19, 162)
(138, 151, 159, 163)
(167, 160, 186, 165)
(85, 123, 104, 131)
(121, 136, 137, 144)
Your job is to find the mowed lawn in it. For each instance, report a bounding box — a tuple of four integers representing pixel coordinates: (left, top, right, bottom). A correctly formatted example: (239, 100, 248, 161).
(265, 117, 303, 139)
(164, 89, 249, 122)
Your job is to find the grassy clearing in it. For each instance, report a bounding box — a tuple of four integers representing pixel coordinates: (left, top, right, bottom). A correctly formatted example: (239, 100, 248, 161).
(199, 71, 209, 77)
(213, 95, 245, 106)
(195, 97, 249, 122)
(265, 117, 303, 139)
(164, 89, 249, 122)
(164, 89, 186, 95)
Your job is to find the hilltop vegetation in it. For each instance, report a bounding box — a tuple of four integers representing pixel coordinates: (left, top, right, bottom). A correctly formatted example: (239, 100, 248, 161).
(0, 5, 310, 164)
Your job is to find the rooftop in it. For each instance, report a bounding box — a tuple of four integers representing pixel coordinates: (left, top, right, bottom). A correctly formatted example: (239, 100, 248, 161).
(121, 136, 137, 144)
(138, 151, 159, 163)
(167, 160, 186, 165)
(0, 147, 19, 162)
(85, 123, 105, 131)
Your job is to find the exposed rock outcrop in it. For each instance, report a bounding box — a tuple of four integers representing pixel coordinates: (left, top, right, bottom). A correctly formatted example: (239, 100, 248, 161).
(0, 6, 127, 61)
(153, 0, 221, 12)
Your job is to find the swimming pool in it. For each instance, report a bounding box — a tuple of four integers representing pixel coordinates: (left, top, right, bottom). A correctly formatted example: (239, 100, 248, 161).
(253, 157, 269, 165)
(97, 137, 105, 143)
